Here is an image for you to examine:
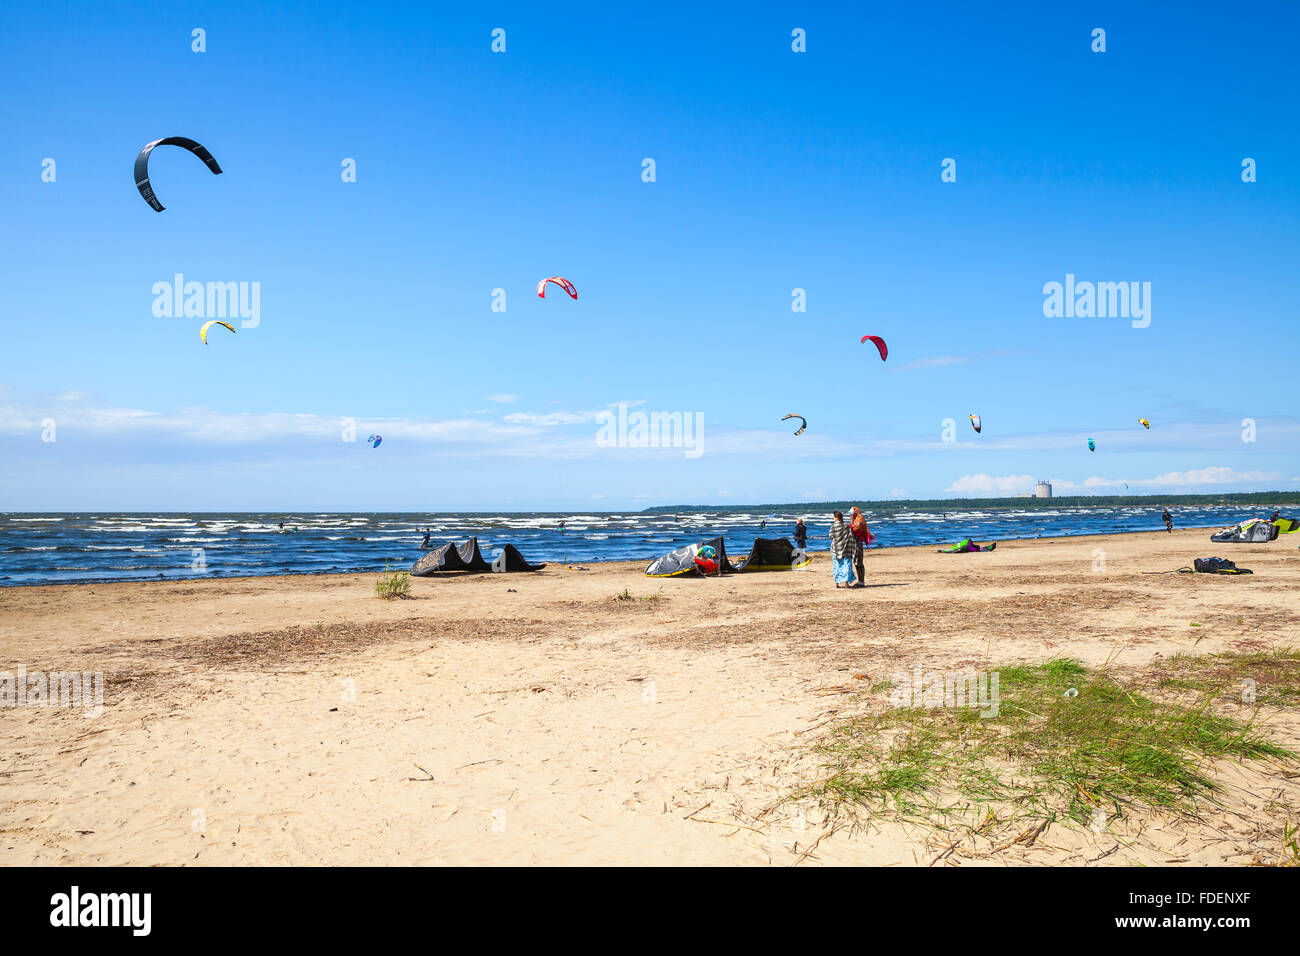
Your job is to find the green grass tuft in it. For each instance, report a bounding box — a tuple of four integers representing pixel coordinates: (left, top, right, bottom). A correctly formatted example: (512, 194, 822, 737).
(374, 565, 412, 600)
(809, 655, 1295, 831)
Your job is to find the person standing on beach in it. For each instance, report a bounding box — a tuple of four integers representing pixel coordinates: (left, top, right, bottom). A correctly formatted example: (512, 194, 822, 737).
(829, 511, 854, 588)
(849, 506, 872, 588)
(793, 518, 807, 550)
(1162, 508, 1173, 533)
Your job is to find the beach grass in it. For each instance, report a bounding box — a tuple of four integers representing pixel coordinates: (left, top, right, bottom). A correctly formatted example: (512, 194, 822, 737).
(1150, 647, 1300, 705)
(1280, 822, 1300, 867)
(374, 566, 412, 600)
(808, 655, 1295, 836)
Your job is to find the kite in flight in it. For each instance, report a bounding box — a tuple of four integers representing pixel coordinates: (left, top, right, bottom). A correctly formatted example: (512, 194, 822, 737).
(969, 414, 982, 434)
(199, 320, 235, 345)
(860, 335, 888, 361)
(367, 435, 382, 448)
(135, 137, 222, 212)
(536, 277, 577, 300)
(1087, 438, 1096, 452)
(1139, 418, 1150, 429)
(781, 414, 807, 436)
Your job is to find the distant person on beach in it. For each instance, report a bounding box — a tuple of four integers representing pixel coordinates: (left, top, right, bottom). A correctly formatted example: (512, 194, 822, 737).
(849, 507, 871, 588)
(1270, 509, 1281, 522)
(793, 518, 807, 550)
(829, 510, 854, 588)
(1162, 508, 1173, 532)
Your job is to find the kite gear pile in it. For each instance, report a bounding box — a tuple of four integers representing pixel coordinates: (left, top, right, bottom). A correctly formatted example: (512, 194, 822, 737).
(1210, 519, 1279, 543)
(1184, 557, 1252, 575)
(410, 537, 545, 575)
(693, 544, 720, 574)
(645, 537, 811, 577)
(935, 539, 996, 553)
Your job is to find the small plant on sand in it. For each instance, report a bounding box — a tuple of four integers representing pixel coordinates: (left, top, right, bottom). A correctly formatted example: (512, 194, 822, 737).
(375, 565, 411, 600)
(1280, 821, 1300, 867)
(611, 587, 664, 603)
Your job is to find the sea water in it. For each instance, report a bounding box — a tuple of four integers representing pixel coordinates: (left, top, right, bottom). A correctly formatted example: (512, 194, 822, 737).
(0, 506, 1274, 586)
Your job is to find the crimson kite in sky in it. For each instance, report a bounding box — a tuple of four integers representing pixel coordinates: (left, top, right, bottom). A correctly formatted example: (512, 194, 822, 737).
(536, 277, 577, 300)
(860, 335, 888, 361)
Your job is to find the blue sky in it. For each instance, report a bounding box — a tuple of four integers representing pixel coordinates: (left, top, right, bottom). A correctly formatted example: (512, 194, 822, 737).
(2, 0, 1297, 511)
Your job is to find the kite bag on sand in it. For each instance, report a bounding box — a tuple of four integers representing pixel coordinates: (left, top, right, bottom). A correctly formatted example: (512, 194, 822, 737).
(1190, 557, 1252, 575)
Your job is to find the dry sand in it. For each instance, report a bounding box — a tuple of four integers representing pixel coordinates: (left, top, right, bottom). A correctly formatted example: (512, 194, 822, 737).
(1, 529, 1297, 866)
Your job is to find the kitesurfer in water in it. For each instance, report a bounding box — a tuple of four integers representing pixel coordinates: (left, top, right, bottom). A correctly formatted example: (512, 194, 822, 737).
(420, 529, 431, 548)
(1162, 508, 1173, 533)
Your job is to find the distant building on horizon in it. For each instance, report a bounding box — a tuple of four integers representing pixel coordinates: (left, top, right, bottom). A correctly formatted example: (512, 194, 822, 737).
(1036, 481, 1052, 498)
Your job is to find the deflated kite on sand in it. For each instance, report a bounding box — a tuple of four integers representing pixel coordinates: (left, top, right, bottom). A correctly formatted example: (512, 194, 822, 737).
(645, 537, 811, 577)
(411, 537, 545, 574)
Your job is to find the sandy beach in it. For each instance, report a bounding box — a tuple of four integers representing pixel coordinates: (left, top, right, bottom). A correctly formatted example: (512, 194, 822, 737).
(2, 529, 1297, 867)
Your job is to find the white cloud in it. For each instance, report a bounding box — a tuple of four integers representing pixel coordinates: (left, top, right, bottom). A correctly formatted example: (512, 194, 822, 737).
(501, 411, 599, 426)
(0, 395, 543, 447)
(949, 467, 1286, 497)
(893, 355, 971, 372)
(946, 473, 1036, 495)
(893, 349, 1029, 373)
(1052, 467, 1284, 491)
